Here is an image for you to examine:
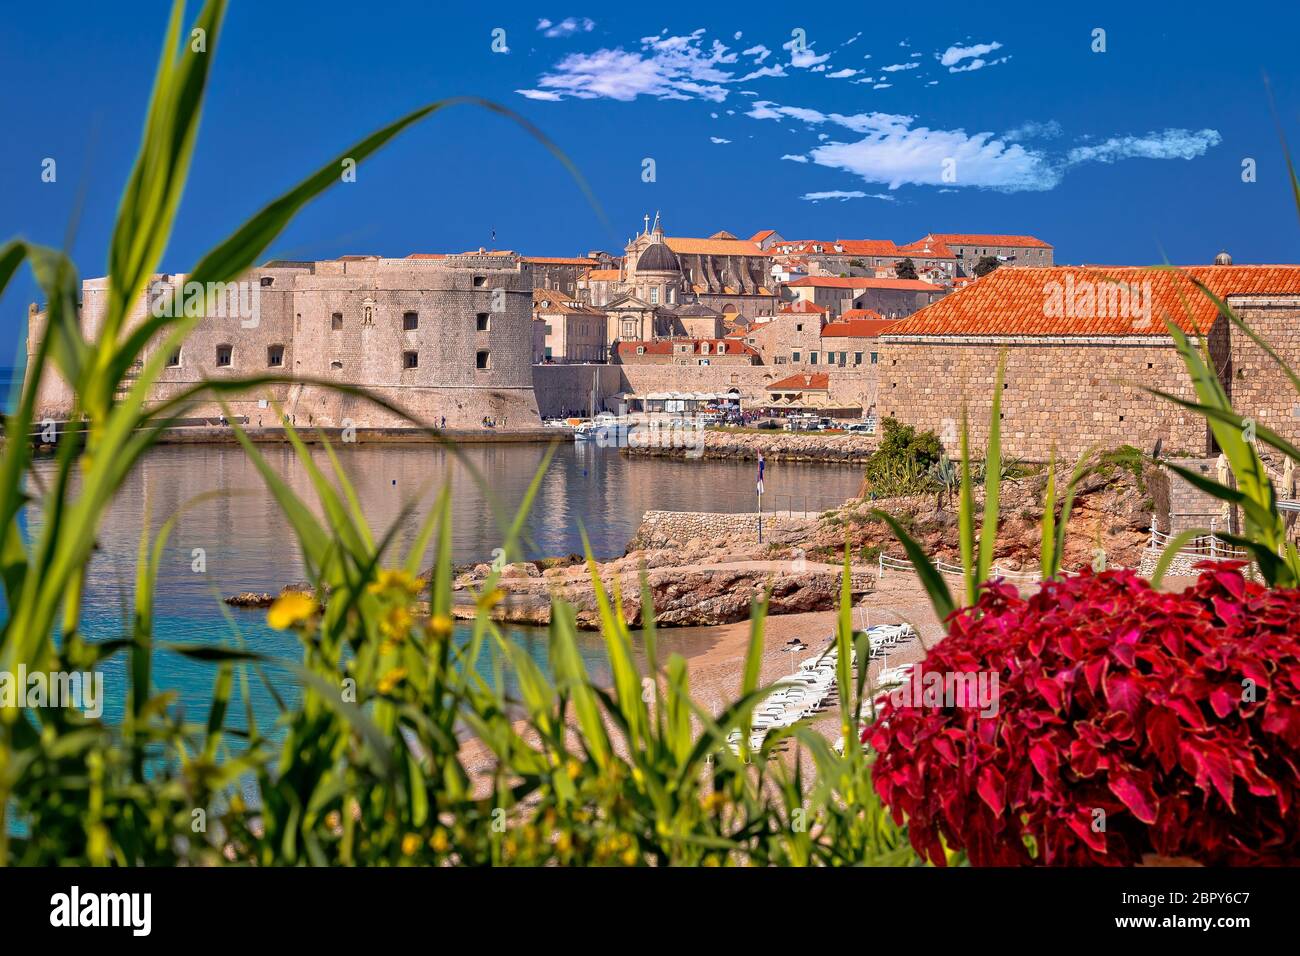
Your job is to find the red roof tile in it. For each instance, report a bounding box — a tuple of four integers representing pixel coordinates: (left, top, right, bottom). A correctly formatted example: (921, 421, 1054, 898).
(897, 239, 956, 258)
(766, 373, 830, 391)
(923, 233, 1052, 249)
(821, 317, 900, 338)
(883, 265, 1300, 338)
(835, 239, 901, 257)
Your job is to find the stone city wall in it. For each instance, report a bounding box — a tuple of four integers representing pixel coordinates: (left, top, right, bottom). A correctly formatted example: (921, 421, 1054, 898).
(876, 333, 1218, 462)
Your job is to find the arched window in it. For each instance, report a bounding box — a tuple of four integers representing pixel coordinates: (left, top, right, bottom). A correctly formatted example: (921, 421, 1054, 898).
(215, 344, 232, 367)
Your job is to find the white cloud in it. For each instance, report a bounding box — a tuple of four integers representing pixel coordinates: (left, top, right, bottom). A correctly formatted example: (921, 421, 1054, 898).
(1066, 129, 1222, 164)
(515, 88, 564, 101)
(710, 136, 731, 144)
(1004, 120, 1063, 141)
(873, 83, 892, 89)
(881, 62, 919, 72)
(744, 101, 913, 134)
(948, 56, 1010, 73)
(521, 30, 739, 102)
(939, 40, 1003, 67)
(782, 37, 831, 69)
(828, 68, 859, 79)
(782, 153, 809, 163)
(738, 64, 787, 81)
(743, 44, 771, 63)
(800, 190, 896, 202)
(811, 127, 1058, 191)
(537, 17, 595, 38)
(841, 32, 862, 47)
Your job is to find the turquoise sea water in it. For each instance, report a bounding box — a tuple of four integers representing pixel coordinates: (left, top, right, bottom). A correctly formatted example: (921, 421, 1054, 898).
(4, 368, 863, 734)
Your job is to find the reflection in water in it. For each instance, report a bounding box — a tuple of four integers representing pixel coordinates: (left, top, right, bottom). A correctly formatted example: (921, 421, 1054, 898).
(25, 441, 862, 728)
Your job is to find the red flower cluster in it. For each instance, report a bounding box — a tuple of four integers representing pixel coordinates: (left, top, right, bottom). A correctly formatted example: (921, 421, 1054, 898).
(869, 565, 1300, 865)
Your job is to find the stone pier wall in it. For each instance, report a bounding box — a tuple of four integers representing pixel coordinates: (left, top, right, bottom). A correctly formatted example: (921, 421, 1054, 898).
(632, 510, 816, 548)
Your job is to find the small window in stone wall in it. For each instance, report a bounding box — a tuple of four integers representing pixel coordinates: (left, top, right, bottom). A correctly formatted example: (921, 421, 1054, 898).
(476, 313, 490, 332)
(404, 351, 419, 369)
(260, 276, 274, 287)
(473, 275, 487, 288)
(331, 312, 343, 330)
(166, 348, 182, 368)
(267, 344, 285, 367)
(331, 360, 343, 370)
(403, 311, 419, 331)
(476, 350, 491, 370)
(216, 344, 232, 367)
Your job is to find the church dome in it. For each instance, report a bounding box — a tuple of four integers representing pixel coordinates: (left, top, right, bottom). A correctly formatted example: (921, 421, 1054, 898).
(1214, 250, 1233, 266)
(636, 242, 680, 273)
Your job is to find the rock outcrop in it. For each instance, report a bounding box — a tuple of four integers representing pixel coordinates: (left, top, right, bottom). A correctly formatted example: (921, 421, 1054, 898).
(451, 543, 875, 629)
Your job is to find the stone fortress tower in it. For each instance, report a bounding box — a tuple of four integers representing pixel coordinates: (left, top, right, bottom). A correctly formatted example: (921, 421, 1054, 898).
(26, 252, 541, 430)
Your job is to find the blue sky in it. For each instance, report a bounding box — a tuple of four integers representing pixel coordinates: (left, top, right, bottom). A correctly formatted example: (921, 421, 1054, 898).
(3, 1, 1300, 361)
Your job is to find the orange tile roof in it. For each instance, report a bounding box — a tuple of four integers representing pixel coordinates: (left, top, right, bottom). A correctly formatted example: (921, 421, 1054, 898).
(750, 230, 777, 243)
(532, 289, 604, 316)
(821, 318, 900, 338)
(405, 253, 447, 260)
(923, 233, 1052, 249)
(897, 239, 956, 258)
(666, 236, 769, 257)
(883, 265, 1300, 338)
(841, 308, 884, 320)
(786, 276, 939, 291)
(584, 269, 621, 281)
(835, 239, 901, 257)
(766, 373, 830, 391)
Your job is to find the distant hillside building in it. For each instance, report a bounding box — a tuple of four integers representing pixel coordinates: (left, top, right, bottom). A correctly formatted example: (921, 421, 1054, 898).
(913, 233, 1053, 276)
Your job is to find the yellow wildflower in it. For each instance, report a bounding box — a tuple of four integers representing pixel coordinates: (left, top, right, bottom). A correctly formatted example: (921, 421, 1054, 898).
(428, 829, 450, 853)
(401, 833, 421, 856)
(379, 604, 413, 641)
(377, 667, 408, 694)
(267, 591, 315, 630)
(427, 613, 454, 641)
(475, 588, 506, 611)
(367, 569, 425, 597)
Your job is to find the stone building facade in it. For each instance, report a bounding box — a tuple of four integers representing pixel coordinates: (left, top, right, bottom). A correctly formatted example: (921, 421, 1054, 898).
(917, 233, 1054, 276)
(533, 289, 607, 363)
(876, 264, 1300, 461)
(28, 253, 542, 429)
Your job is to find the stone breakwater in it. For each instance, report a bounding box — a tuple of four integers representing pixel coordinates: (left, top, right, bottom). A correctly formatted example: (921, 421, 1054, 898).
(622, 429, 876, 463)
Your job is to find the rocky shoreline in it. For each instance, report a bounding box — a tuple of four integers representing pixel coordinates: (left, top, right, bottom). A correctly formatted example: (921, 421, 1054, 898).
(623, 429, 877, 463)
(449, 550, 875, 629)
